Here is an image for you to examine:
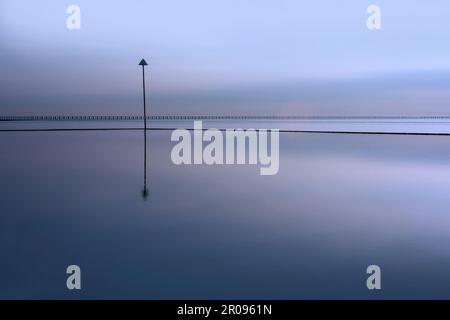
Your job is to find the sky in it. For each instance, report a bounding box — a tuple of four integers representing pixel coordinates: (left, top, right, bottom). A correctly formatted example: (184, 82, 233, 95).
(1, 0, 450, 116)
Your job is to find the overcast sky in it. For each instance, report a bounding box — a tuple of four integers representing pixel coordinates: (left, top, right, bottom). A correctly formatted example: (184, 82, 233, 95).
(1, 0, 450, 115)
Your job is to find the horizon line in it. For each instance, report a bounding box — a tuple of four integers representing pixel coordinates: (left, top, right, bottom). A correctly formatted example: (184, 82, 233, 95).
(3, 115, 450, 122)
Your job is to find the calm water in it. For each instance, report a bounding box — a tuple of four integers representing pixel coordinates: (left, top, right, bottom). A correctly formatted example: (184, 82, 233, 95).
(3, 118, 450, 133)
(2, 121, 450, 299)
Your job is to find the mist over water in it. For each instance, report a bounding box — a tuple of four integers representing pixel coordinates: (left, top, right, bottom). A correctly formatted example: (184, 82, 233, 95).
(2, 0, 450, 300)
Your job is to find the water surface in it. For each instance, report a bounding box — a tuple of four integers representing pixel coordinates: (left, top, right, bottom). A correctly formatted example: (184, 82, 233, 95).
(1, 121, 450, 299)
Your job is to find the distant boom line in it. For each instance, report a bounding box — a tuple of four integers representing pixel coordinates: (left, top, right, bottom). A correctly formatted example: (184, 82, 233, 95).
(3, 115, 450, 122)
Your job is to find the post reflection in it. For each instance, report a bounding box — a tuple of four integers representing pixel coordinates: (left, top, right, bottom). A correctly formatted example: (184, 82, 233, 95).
(141, 128, 149, 199)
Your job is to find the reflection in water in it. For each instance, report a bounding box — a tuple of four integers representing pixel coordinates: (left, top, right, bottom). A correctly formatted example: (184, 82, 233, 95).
(3, 127, 450, 299)
(142, 128, 149, 199)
